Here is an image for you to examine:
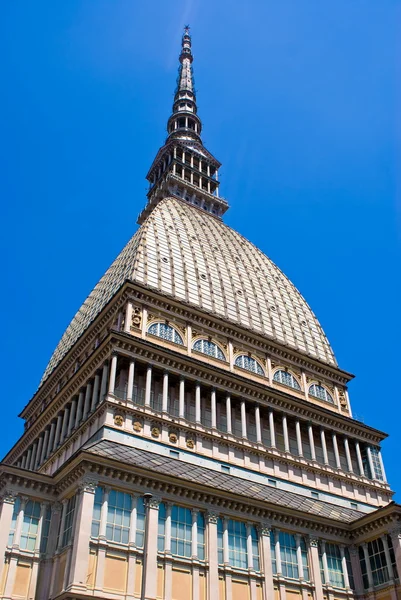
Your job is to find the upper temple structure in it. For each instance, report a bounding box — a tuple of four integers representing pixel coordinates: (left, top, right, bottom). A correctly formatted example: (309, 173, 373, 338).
(0, 26, 399, 600)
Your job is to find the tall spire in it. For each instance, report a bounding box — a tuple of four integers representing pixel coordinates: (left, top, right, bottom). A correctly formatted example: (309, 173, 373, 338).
(167, 26, 201, 143)
(138, 27, 228, 224)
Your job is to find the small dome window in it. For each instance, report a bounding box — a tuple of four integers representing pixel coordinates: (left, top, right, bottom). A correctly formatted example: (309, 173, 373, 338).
(309, 384, 334, 404)
(148, 322, 184, 345)
(235, 354, 264, 376)
(273, 370, 301, 391)
(193, 339, 225, 361)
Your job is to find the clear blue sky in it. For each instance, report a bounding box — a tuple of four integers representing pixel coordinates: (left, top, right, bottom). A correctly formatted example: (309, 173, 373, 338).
(1, 1, 400, 498)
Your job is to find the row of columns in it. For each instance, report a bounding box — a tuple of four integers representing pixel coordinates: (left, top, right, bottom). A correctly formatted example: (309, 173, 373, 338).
(111, 359, 385, 482)
(18, 362, 109, 472)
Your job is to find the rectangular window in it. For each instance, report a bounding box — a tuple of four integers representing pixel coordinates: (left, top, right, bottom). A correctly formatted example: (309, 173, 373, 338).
(91, 486, 103, 538)
(321, 543, 345, 588)
(271, 533, 277, 574)
(359, 546, 369, 589)
(388, 534, 399, 579)
(368, 538, 389, 586)
(279, 531, 299, 579)
(106, 490, 131, 544)
(251, 526, 260, 571)
(62, 495, 76, 548)
(20, 500, 41, 551)
(228, 519, 247, 569)
(8, 498, 20, 547)
(345, 547, 355, 590)
(369, 447, 384, 481)
(171, 505, 192, 558)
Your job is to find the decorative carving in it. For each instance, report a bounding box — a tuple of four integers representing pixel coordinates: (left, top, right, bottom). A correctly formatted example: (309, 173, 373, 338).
(130, 305, 142, 330)
(151, 426, 160, 438)
(308, 536, 319, 547)
(146, 496, 161, 509)
(349, 545, 358, 557)
(133, 420, 143, 432)
(79, 476, 98, 493)
(114, 414, 124, 427)
(258, 522, 273, 536)
(389, 526, 401, 540)
(1, 490, 17, 505)
(169, 432, 178, 444)
(206, 511, 219, 524)
(186, 437, 195, 449)
(51, 501, 63, 515)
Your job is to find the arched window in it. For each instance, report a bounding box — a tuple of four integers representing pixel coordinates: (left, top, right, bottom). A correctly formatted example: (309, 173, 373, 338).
(148, 322, 184, 345)
(309, 384, 334, 404)
(235, 355, 264, 376)
(273, 370, 301, 391)
(193, 339, 225, 361)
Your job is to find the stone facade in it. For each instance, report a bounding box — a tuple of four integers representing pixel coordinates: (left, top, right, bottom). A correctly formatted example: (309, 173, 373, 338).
(0, 27, 399, 600)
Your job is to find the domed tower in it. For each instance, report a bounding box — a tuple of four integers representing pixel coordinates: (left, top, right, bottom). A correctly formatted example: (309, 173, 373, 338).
(0, 27, 399, 600)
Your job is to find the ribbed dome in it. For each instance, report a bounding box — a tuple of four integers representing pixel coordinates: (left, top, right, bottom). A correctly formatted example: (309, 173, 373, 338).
(42, 197, 336, 384)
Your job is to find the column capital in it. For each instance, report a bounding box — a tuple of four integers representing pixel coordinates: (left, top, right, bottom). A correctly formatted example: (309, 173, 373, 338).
(308, 536, 319, 548)
(78, 476, 98, 494)
(146, 495, 162, 509)
(206, 511, 218, 524)
(1, 490, 18, 505)
(348, 544, 358, 557)
(258, 522, 272, 537)
(191, 508, 199, 518)
(51, 501, 63, 515)
(389, 526, 401, 540)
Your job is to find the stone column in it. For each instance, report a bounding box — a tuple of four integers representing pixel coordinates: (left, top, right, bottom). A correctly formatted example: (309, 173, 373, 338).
(145, 365, 152, 406)
(339, 545, 350, 588)
(60, 407, 70, 443)
(35, 436, 44, 469)
(127, 361, 135, 403)
(179, 377, 185, 418)
(29, 442, 38, 470)
(91, 373, 101, 411)
(344, 437, 353, 472)
(53, 414, 63, 451)
(226, 395, 232, 434)
(332, 433, 341, 469)
(320, 429, 329, 465)
(295, 534, 304, 580)
(362, 543, 374, 588)
(12, 495, 28, 548)
(82, 382, 92, 419)
(191, 509, 198, 557)
(165, 503, 172, 553)
(0, 492, 17, 582)
(25, 447, 32, 469)
(94, 486, 109, 591)
(124, 301, 133, 333)
(382, 534, 395, 580)
(46, 421, 56, 458)
(211, 389, 217, 429)
(355, 442, 364, 476)
(389, 528, 401, 582)
(255, 405, 262, 444)
(246, 523, 254, 570)
(195, 384, 201, 424)
(241, 401, 247, 439)
(274, 530, 282, 575)
(99, 362, 109, 403)
(127, 494, 138, 600)
(282, 415, 290, 453)
(67, 399, 77, 436)
(39, 502, 62, 600)
(349, 545, 364, 594)
(206, 512, 219, 600)
(296, 420, 303, 457)
(67, 477, 97, 592)
(75, 391, 85, 429)
(108, 354, 118, 395)
(308, 424, 316, 461)
(269, 411, 276, 448)
(308, 538, 324, 600)
(162, 371, 169, 413)
(40, 428, 50, 464)
(259, 524, 274, 600)
(223, 518, 230, 565)
(320, 541, 330, 584)
(142, 496, 161, 600)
